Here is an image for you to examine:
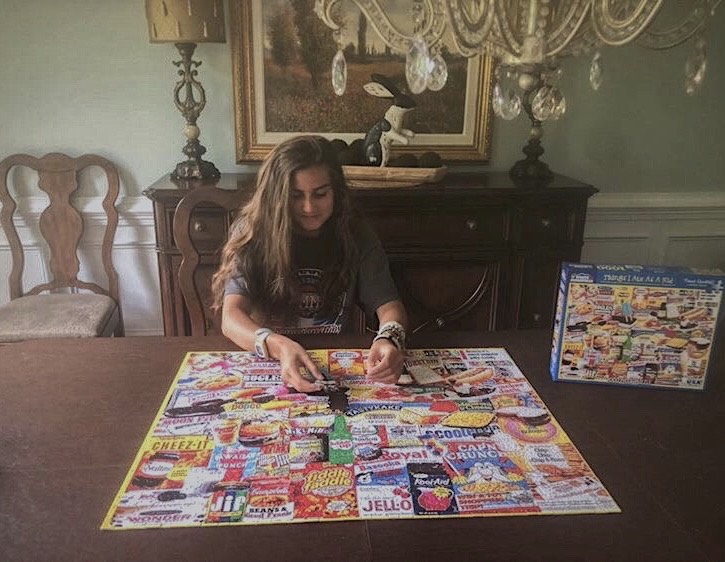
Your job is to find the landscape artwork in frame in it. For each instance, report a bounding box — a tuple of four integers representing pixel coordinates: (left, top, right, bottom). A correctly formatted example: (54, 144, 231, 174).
(230, 0, 494, 162)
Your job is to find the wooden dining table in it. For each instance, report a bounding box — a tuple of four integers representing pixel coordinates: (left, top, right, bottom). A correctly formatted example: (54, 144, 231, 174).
(1, 329, 723, 562)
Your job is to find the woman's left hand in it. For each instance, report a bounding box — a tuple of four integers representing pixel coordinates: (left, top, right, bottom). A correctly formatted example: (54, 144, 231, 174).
(366, 338, 405, 384)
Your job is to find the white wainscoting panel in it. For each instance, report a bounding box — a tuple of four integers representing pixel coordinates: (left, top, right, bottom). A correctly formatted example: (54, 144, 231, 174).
(1, 192, 724, 336)
(582, 192, 725, 270)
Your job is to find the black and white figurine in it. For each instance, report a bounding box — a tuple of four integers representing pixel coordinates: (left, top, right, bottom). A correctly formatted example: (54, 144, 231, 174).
(362, 74, 416, 167)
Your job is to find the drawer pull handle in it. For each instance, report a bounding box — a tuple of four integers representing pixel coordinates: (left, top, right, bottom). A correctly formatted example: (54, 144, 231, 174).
(465, 219, 478, 231)
(540, 218, 551, 228)
(193, 220, 207, 233)
(533, 313, 542, 323)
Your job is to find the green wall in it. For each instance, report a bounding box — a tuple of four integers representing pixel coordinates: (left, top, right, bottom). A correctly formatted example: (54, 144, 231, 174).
(0, 0, 723, 195)
(538, 13, 725, 193)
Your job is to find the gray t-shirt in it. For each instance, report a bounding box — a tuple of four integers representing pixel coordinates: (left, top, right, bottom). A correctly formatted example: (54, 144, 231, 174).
(224, 220, 399, 334)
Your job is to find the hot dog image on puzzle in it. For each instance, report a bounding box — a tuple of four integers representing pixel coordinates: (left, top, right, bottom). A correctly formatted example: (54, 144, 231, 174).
(102, 348, 620, 530)
(550, 263, 724, 390)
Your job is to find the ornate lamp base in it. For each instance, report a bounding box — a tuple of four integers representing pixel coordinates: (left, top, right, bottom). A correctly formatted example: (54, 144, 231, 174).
(171, 138, 220, 180)
(171, 158, 221, 181)
(169, 43, 221, 182)
(509, 137, 553, 185)
(509, 95, 554, 187)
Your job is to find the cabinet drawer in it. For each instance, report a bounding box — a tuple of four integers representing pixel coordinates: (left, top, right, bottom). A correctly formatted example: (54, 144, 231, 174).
(370, 207, 509, 249)
(189, 210, 227, 246)
(170, 207, 230, 250)
(518, 204, 578, 246)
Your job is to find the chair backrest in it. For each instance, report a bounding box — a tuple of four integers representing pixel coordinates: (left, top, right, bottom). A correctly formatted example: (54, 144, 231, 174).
(173, 186, 247, 336)
(0, 152, 120, 301)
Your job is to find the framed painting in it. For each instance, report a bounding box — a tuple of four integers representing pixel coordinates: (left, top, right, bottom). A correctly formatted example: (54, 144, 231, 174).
(230, 0, 494, 162)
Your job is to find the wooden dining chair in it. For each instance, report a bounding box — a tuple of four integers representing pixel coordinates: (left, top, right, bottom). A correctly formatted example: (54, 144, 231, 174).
(173, 186, 247, 336)
(0, 152, 123, 342)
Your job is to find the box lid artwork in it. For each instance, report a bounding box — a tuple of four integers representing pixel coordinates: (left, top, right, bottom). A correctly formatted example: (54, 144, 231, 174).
(550, 263, 724, 390)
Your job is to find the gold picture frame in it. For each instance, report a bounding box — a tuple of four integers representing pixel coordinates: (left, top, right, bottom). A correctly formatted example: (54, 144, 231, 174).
(230, 0, 494, 163)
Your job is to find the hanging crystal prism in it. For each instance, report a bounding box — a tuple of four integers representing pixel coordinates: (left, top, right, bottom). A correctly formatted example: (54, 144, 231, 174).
(492, 82, 521, 120)
(494, 64, 517, 83)
(685, 36, 707, 95)
(492, 83, 504, 118)
(532, 85, 554, 121)
(542, 66, 563, 85)
(427, 50, 448, 91)
(549, 88, 566, 120)
(589, 51, 603, 91)
(531, 85, 566, 122)
(406, 35, 430, 94)
(331, 49, 347, 96)
(492, 83, 503, 117)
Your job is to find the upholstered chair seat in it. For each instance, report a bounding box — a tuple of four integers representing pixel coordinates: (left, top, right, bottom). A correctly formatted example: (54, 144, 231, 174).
(0, 294, 120, 342)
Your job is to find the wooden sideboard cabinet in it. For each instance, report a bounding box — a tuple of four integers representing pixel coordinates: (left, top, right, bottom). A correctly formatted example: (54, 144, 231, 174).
(144, 172, 597, 336)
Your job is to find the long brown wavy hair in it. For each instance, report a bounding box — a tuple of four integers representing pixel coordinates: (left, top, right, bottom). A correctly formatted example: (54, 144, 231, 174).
(210, 135, 358, 323)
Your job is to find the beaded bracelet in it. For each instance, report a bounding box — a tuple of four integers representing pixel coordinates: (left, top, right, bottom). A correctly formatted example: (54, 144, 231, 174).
(373, 320, 407, 351)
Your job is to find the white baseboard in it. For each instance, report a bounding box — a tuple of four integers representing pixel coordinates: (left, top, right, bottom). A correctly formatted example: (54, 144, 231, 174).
(2, 192, 724, 336)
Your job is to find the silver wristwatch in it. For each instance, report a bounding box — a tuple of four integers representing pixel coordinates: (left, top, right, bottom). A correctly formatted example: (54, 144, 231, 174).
(254, 328, 274, 359)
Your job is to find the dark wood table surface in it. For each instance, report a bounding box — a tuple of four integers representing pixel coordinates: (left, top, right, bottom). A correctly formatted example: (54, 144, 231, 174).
(1, 330, 723, 562)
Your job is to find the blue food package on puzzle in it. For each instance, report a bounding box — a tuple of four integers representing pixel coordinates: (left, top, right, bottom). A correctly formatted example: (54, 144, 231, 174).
(550, 263, 724, 390)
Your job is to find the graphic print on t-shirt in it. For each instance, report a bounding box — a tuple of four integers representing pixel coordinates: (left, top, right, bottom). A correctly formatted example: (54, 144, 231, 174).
(298, 268, 323, 321)
(285, 268, 346, 335)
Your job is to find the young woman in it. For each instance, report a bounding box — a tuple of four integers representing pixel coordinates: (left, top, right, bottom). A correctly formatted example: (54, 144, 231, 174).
(211, 135, 408, 392)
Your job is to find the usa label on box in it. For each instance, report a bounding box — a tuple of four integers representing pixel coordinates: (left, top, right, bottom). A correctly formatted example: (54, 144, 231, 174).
(550, 263, 724, 390)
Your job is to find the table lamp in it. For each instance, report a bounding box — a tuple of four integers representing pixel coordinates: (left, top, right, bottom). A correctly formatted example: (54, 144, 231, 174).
(145, 0, 226, 180)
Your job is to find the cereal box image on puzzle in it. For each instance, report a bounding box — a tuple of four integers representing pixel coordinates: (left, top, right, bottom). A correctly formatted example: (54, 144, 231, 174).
(103, 347, 621, 531)
(550, 263, 724, 390)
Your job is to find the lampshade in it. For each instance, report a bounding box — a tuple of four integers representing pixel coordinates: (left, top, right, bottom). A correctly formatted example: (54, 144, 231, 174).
(145, 0, 225, 43)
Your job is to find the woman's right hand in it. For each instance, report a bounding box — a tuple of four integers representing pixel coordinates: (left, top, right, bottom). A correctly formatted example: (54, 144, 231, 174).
(267, 334, 323, 393)
(220, 295, 322, 392)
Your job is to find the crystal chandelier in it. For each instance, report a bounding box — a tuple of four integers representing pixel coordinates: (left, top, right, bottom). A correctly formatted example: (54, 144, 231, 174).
(315, 0, 721, 181)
